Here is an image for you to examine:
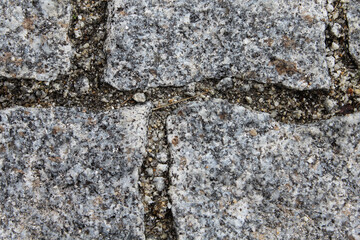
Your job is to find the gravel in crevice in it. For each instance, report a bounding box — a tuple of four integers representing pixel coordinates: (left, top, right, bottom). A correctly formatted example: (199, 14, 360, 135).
(140, 109, 178, 240)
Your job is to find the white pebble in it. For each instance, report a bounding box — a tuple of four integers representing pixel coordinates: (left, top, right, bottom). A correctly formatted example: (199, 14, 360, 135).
(245, 96, 252, 104)
(331, 23, 342, 38)
(326, 56, 335, 69)
(331, 42, 340, 50)
(157, 164, 168, 174)
(154, 177, 166, 192)
(324, 98, 337, 112)
(146, 168, 153, 176)
(133, 93, 146, 103)
(157, 152, 168, 163)
(326, 4, 334, 12)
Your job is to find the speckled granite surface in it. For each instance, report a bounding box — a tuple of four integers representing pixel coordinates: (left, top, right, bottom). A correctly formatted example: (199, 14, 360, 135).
(0, 105, 151, 239)
(0, 0, 73, 80)
(167, 100, 360, 239)
(348, 0, 360, 64)
(105, 0, 330, 90)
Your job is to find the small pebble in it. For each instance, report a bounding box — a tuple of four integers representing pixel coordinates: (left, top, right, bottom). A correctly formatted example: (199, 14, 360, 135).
(133, 93, 146, 103)
(270, 111, 278, 118)
(331, 42, 340, 50)
(74, 29, 82, 39)
(216, 77, 233, 91)
(157, 152, 168, 163)
(241, 84, 251, 92)
(245, 96, 252, 104)
(331, 23, 342, 38)
(332, 10, 339, 20)
(326, 56, 335, 69)
(146, 168, 154, 176)
(326, 4, 334, 12)
(156, 164, 168, 174)
(293, 110, 303, 119)
(154, 177, 166, 191)
(324, 98, 337, 112)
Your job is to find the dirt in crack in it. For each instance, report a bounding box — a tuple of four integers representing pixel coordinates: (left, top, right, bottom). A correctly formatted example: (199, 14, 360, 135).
(140, 109, 178, 240)
(326, 0, 358, 71)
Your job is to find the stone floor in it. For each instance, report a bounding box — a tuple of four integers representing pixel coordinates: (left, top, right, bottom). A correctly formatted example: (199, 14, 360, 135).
(0, 0, 73, 81)
(105, 0, 330, 90)
(0, 105, 151, 239)
(167, 100, 360, 239)
(0, 0, 359, 239)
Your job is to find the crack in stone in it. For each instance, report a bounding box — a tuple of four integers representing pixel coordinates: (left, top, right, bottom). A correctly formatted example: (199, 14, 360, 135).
(140, 110, 177, 239)
(326, 0, 358, 70)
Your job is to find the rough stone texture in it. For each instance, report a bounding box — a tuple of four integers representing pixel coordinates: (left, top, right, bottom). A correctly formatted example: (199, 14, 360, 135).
(0, 0, 73, 81)
(347, 0, 360, 64)
(0, 105, 151, 239)
(167, 100, 360, 239)
(105, 0, 329, 91)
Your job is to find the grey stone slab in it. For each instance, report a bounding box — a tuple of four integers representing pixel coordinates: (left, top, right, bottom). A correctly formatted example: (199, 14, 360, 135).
(0, 105, 151, 239)
(348, 0, 360, 64)
(105, 0, 330, 91)
(167, 100, 360, 239)
(0, 0, 73, 80)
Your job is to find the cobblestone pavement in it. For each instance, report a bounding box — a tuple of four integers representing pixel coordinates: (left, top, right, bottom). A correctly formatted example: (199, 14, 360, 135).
(0, 0, 359, 239)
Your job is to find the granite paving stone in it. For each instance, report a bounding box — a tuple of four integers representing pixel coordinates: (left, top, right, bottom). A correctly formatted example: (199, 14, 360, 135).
(167, 100, 360, 239)
(347, 0, 360, 64)
(105, 0, 330, 90)
(0, 0, 73, 81)
(0, 105, 151, 239)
